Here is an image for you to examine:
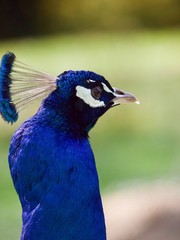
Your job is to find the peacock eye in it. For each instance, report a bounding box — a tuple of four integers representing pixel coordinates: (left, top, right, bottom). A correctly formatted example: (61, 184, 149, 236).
(91, 86, 103, 100)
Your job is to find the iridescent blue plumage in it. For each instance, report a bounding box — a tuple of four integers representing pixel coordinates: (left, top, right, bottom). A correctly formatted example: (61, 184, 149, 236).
(0, 52, 18, 123)
(9, 114, 106, 239)
(9, 73, 109, 239)
(0, 52, 139, 240)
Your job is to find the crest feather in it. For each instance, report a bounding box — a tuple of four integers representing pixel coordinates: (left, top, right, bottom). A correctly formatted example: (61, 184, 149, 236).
(0, 52, 57, 123)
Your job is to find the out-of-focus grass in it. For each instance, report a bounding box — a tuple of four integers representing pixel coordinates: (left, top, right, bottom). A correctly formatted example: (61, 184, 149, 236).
(0, 30, 180, 239)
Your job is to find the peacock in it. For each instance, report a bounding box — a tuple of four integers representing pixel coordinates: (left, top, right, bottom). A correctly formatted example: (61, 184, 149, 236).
(0, 52, 139, 240)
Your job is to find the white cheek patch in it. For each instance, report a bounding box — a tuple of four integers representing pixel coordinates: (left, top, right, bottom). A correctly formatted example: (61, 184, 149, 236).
(76, 86, 105, 108)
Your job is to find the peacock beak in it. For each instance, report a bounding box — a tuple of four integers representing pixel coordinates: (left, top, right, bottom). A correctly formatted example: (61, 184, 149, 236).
(111, 88, 140, 106)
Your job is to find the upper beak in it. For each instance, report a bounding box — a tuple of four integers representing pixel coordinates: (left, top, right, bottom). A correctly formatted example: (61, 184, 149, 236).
(111, 88, 140, 106)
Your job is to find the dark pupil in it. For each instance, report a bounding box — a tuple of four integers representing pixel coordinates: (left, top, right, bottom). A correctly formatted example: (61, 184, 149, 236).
(91, 86, 102, 100)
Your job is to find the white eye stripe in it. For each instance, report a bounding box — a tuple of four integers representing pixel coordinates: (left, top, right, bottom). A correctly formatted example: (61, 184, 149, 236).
(102, 83, 113, 93)
(76, 86, 105, 108)
(87, 79, 96, 83)
(87, 80, 112, 93)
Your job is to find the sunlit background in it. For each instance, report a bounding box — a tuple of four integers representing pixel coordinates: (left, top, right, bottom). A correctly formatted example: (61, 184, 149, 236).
(0, 1, 180, 239)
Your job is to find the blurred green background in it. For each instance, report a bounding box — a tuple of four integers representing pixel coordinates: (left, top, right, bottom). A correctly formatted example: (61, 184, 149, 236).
(0, 0, 180, 239)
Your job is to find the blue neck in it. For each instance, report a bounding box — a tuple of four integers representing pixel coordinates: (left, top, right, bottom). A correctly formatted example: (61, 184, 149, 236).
(34, 90, 96, 138)
(10, 90, 106, 239)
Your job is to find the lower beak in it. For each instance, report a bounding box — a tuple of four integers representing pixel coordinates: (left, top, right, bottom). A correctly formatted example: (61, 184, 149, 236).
(111, 88, 140, 106)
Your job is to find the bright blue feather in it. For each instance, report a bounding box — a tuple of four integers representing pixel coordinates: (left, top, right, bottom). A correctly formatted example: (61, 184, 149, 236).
(0, 52, 18, 123)
(9, 101, 106, 239)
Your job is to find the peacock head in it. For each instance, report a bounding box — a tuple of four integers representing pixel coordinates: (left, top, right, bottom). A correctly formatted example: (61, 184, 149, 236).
(47, 70, 139, 132)
(0, 52, 139, 129)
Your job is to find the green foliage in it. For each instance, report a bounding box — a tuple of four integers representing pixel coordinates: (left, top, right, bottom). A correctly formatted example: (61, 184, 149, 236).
(0, 0, 180, 38)
(0, 30, 180, 239)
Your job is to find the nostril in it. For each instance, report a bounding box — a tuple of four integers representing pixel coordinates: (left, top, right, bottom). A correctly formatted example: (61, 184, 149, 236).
(115, 89, 125, 95)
